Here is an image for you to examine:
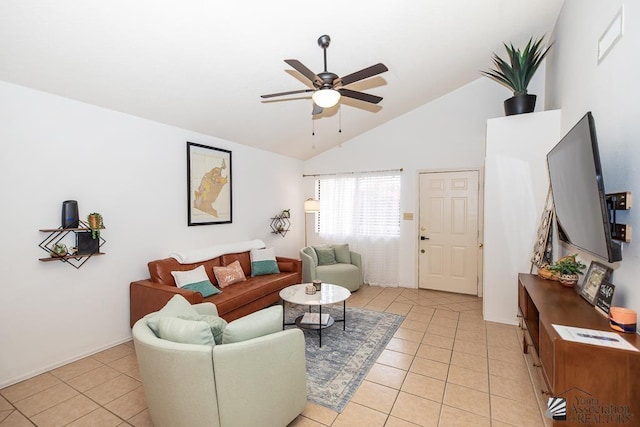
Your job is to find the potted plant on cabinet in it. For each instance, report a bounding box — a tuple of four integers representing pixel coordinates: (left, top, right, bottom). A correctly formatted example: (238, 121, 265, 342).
(548, 254, 586, 287)
(87, 212, 103, 239)
(481, 36, 553, 116)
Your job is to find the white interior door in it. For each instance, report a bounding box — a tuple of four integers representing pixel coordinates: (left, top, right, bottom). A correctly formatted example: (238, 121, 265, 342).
(418, 170, 479, 294)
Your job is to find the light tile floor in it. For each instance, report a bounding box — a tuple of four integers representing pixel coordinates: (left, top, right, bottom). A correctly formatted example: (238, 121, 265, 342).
(0, 285, 548, 427)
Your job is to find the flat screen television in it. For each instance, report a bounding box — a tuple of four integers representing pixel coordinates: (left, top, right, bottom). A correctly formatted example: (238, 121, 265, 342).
(546, 112, 622, 262)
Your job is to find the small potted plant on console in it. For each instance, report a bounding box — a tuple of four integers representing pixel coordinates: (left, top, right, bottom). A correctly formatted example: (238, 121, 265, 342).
(548, 254, 586, 287)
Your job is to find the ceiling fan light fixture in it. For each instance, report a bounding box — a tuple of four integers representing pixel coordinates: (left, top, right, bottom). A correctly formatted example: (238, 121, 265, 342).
(312, 88, 341, 108)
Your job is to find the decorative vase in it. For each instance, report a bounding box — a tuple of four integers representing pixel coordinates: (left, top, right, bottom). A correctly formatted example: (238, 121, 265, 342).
(87, 213, 102, 239)
(504, 94, 537, 116)
(558, 273, 578, 287)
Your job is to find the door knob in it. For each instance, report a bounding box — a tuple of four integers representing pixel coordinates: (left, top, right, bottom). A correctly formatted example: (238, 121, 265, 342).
(421, 249, 425, 253)
(479, 243, 484, 248)
(420, 236, 429, 241)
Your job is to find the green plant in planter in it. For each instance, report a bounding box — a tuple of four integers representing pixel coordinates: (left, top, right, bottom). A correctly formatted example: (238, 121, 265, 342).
(481, 36, 553, 115)
(87, 212, 103, 239)
(548, 255, 586, 275)
(481, 36, 553, 96)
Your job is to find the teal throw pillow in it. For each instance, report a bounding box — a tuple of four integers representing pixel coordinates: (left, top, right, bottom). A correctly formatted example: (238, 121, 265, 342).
(314, 246, 337, 266)
(179, 314, 228, 345)
(182, 280, 221, 298)
(250, 247, 280, 276)
(171, 265, 222, 297)
(332, 243, 351, 264)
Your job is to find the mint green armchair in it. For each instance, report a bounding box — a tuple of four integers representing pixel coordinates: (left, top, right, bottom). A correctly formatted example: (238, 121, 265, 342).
(301, 245, 363, 292)
(132, 303, 306, 427)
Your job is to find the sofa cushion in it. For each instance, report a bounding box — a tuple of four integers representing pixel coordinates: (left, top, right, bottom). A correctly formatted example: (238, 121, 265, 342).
(314, 246, 337, 266)
(178, 314, 228, 345)
(156, 316, 215, 345)
(332, 243, 351, 264)
(250, 248, 280, 276)
(221, 251, 252, 276)
(205, 271, 299, 317)
(171, 265, 221, 297)
(213, 260, 247, 288)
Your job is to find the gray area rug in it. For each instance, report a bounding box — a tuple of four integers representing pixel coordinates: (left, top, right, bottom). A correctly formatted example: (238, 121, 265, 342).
(284, 304, 404, 413)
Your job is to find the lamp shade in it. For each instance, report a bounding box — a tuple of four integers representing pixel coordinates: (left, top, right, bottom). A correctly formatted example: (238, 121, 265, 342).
(304, 199, 320, 213)
(312, 89, 341, 108)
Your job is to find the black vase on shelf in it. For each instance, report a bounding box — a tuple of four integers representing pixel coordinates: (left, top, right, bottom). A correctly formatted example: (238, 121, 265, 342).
(61, 200, 79, 229)
(504, 94, 537, 116)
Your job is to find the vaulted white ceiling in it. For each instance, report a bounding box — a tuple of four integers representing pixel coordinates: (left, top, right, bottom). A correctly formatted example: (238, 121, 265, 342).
(0, 1, 563, 159)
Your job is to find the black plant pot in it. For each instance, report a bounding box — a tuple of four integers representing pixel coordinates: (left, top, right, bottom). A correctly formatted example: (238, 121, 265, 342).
(504, 94, 537, 116)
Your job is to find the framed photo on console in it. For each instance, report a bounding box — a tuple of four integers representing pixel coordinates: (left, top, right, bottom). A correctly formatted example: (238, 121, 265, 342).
(580, 261, 612, 305)
(187, 142, 232, 226)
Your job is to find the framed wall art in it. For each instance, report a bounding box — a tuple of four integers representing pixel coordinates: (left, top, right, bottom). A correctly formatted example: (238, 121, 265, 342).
(187, 142, 232, 225)
(579, 261, 612, 305)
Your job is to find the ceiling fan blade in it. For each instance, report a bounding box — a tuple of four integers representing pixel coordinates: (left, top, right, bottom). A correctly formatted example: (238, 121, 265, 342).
(339, 88, 383, 104)
(261, 89, 314, 99)
(339, 63, 389, 87)
(284, 59, 321, 85)
(312, 103, 323, 115)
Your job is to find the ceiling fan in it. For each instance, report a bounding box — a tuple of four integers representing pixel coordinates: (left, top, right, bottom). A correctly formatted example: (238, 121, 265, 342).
(261, 35, 388, 115)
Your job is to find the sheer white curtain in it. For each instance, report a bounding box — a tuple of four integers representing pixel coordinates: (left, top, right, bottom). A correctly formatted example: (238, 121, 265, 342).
(317, 173, 401, 286)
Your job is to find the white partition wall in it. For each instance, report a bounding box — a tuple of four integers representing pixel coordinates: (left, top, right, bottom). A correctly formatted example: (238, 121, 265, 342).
(483, 110, 561, 324)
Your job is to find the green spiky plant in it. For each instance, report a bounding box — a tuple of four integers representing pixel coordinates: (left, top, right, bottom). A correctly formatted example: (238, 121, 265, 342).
(481, 36, 553, 96)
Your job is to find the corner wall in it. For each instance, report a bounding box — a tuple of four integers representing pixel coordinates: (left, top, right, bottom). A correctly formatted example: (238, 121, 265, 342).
(546, 0, 640, 314)
(0, 81, 304, 387)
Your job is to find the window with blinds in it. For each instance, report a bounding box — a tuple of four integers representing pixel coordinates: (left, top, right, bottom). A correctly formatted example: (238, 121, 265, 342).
(315, 174, 401, 237)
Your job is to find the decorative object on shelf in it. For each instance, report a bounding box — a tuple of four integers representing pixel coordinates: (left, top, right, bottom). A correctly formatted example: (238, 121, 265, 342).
(530, 187, 554, 271)
(61, 200, 79, 229)
(304, 198, 320, 246)
(87, 212, 103, 239)
(481, 35, 553, 116)
(51, 242, 68, 257)
(281, 209, 290, 218)
(580, 261, 613, 305)
(270, 212, 291, 237)
(536, 264, 558, 281)
(39, 219, 106, 269)
(609, 307, 637, 333)
(305, 284, 317, 295)
(548, 254, 586, 287)
(595, 282, 615, 317)
(187, 142, 232, 226)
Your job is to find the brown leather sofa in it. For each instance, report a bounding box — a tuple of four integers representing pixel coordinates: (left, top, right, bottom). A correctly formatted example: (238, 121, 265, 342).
(129, 251, 301, 327)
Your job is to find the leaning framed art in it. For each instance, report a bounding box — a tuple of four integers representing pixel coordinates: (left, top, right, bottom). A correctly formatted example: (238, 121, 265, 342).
(187, 142, 232, 225)
(580, 261, 612, 305)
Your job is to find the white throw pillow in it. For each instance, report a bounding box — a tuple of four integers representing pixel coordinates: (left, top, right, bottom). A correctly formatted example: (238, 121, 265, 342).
(171, 265, 209, 287)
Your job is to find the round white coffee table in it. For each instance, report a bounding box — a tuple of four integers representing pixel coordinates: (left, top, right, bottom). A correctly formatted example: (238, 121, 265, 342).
(279, 283, 351, 347)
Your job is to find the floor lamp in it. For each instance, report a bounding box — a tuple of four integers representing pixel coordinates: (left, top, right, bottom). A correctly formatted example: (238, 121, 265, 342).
(304, 198, 320, 247)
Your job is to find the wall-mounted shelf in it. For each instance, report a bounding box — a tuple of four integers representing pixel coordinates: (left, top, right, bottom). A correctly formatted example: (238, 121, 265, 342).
(270, 212, 290, 237)
(38, 221, 106, 269)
